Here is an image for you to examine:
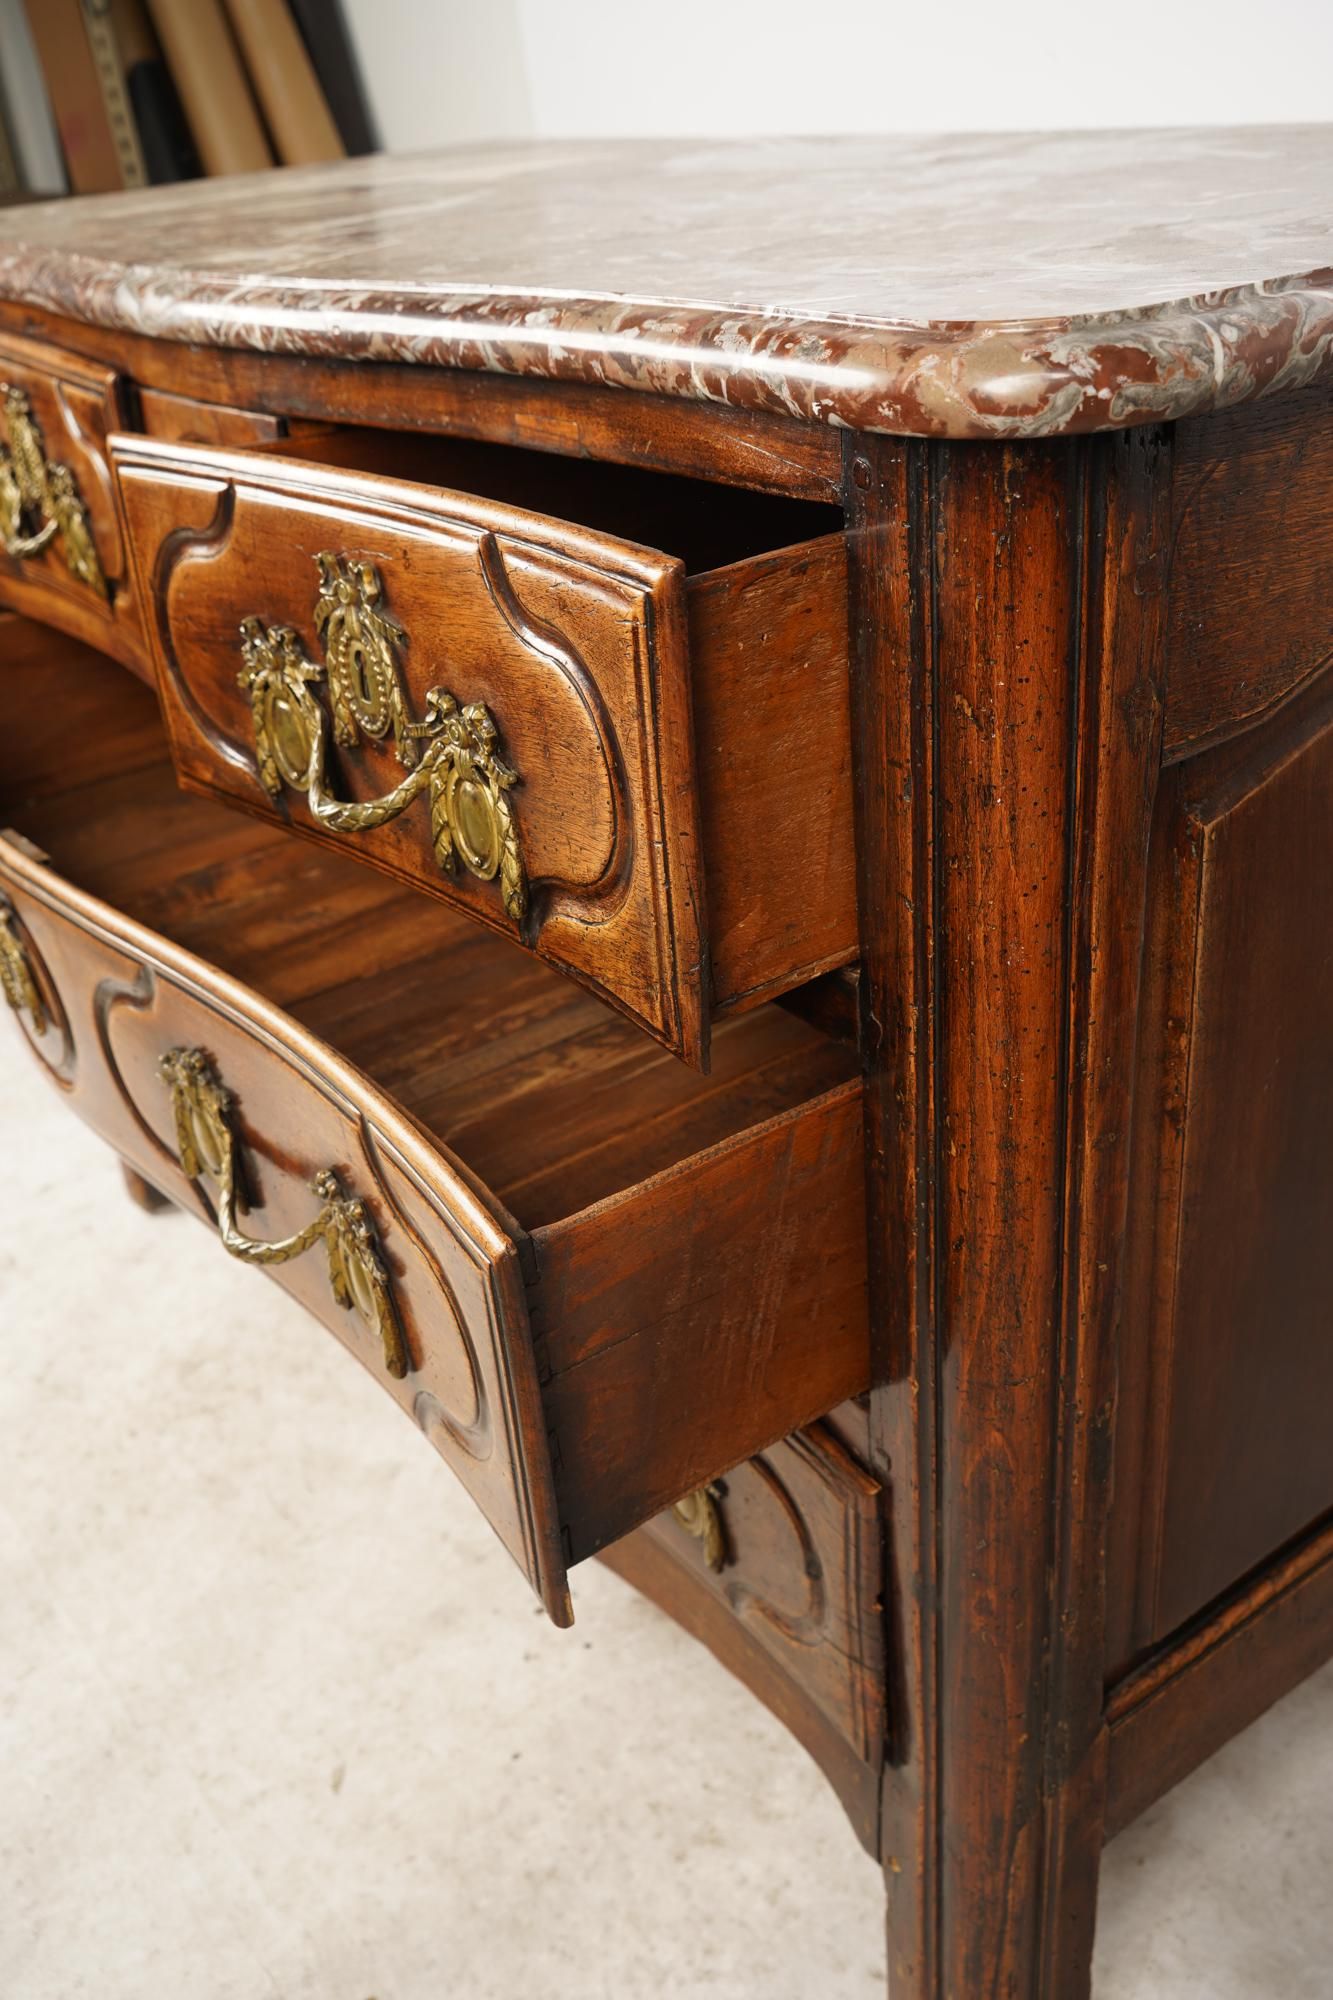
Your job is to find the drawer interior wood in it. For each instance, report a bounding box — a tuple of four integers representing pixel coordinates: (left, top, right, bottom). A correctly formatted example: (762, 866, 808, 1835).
(1, 627, 869, 1608)
(255, 423, 842, 576)
(7, 647, 854, 1232)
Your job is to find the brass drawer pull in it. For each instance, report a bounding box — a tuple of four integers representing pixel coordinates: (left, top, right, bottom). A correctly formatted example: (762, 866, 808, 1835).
(0, 903, 47, 1035)
(673, 1483, 728, 1571)
(0, 385, 106, 594)
(238, 553, 527, 921)
(159, 1045, 409, 1380)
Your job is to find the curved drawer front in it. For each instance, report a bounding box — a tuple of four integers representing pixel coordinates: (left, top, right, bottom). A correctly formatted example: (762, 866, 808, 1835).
(111, 437, 707, 1062)
(0, 830, 568, 1619)
(656, 1426, 884, 1761)
(602, 1423, 886, 1850)
(0, 333, 142, 662)
(0, 816, 871, 1629)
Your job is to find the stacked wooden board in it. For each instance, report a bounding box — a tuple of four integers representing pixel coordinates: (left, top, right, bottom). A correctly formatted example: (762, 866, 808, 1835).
(0, 0, 374, 199)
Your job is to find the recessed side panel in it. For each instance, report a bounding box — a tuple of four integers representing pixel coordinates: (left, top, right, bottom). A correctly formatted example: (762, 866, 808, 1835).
(1121, 670, 1333, 1647)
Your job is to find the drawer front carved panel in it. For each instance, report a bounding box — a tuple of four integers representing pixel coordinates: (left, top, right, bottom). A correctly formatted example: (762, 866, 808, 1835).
(112, 437, 708, 1063)
(0, 384, 105, 594)
(602, 1423, 885, 1851)
(238, 553, 529, 920)
(159, 1042, 409, 1381)
(652, 1426, 885, 1764)
(0, 829, 566, 1616)
(0, 332, 129, 633)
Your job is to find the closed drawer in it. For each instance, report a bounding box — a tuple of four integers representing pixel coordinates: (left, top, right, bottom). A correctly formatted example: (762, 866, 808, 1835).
(601, 1424, 885, 1850)
(0, 634, 869, 1624)
(110, 434, 855, 1068)
(0, 332, 144, 670)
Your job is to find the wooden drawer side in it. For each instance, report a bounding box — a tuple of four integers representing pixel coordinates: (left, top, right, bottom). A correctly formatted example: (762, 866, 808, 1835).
(690, 534, 856, 1014)
(534, 1079, 870, 1559)
(0, 625, 869, 1629)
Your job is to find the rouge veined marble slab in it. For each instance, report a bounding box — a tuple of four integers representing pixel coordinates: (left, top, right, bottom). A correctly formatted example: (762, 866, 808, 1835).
(0, 126, 1329, 439)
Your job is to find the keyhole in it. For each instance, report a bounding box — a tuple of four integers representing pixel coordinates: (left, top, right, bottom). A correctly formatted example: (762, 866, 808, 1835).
(350, 642, 373, 707)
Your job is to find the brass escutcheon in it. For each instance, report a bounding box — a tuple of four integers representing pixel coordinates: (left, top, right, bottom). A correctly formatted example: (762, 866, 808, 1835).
(237, 553, 526, 921)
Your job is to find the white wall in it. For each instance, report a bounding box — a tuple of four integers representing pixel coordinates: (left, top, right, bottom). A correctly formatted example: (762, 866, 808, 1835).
(343, 0, 1333, 150)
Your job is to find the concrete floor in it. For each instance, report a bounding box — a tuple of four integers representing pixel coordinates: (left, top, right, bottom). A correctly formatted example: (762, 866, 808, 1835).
(2, 1043, 1331, 1999)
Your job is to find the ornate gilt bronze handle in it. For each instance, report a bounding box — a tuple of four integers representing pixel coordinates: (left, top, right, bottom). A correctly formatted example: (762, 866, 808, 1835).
(159, 1046, 409, 1380)
(672, 1484, 728, 1571)
(237, 553, 526, 921)
(0, 903, 47, 1036)
(0, 384, 106, 594)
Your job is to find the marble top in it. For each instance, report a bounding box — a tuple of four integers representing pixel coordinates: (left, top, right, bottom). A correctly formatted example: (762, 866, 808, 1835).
(0, 127, 1330, 439)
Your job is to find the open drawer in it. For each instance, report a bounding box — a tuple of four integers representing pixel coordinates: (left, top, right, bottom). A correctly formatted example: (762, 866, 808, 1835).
(0, 634, 869, 1622)
(109, 429, 855, 1068)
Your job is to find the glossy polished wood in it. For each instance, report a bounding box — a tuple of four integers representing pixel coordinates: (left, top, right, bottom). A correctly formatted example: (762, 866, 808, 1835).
(0, 329, 146, 672)
(844, 425, 1176, 1998)
(1, 140, 1332, 2000)
(0, 300, 844, 500)
(1110, 662, 1333, 1657)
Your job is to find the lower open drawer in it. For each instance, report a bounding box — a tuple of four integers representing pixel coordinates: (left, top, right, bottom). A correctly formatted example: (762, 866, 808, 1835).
(0, 630, 869, 1622)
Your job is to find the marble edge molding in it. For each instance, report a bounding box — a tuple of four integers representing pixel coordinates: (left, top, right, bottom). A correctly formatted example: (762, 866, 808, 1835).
(1, 245, 1332, 439)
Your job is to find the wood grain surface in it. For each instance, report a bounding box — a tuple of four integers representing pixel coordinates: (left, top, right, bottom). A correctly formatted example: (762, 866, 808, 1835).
(847, 426, 1172, 2000)
(1164, 383, 1333, 761)
(1112, 663, 1333, 1653)
(0, 330, 147, 672)
(3, 268, 1333, 2000)
(112, 434, 855, 1065)
(0, 628, 868, 1620)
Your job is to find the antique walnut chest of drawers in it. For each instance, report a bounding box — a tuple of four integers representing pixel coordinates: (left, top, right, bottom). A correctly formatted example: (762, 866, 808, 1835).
(2, 128, 1332, 1997)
